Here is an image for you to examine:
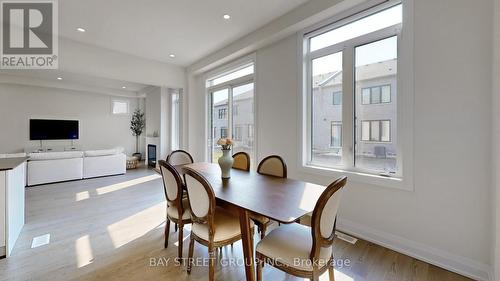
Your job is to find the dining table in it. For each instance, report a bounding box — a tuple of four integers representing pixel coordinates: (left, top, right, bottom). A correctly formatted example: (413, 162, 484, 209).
(175, 162, 326, 281)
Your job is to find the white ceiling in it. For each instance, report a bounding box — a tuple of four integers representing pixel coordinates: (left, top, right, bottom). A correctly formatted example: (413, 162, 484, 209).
(59, 0, 308, 66)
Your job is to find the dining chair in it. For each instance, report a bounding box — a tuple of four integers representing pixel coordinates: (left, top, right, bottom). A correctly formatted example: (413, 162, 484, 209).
(184, 168, 254, 281)
(158, 160, 192, 259)
(255, 176, 347, 281)
(252, 155, 288, 238)
(232, 151, 250, 171)
(257, 155, 287, 178)
(167, 150, 194, 166)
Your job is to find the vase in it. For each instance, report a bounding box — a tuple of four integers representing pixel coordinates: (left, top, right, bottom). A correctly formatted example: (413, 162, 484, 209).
(218, 149, 233, 179)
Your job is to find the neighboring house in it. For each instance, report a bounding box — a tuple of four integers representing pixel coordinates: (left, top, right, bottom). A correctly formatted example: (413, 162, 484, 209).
(212, 91, 254, 152)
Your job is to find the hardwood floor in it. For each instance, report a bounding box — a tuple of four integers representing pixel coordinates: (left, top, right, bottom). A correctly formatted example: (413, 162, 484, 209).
(0, 168, 472, 281)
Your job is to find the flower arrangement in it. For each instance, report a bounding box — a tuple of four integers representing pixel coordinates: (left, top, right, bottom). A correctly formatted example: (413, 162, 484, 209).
(217, 138, 234, 150)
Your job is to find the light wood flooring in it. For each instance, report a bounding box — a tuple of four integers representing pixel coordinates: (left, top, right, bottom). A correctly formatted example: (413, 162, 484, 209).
(0, 168, 473, 281)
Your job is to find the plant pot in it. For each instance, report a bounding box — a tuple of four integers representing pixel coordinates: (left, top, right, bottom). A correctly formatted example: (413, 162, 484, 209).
(132, 152, 142, 161)
(218, 149, 233, 179)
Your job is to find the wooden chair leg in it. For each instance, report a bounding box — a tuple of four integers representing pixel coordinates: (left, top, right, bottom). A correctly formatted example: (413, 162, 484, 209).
(177, 223, 183, 260)
(256, 256, 263, 281)
(164, 218, 170, 248)
(311, 272, 319, 281)
(260, 224, 266, 239)
(329, 264, 335, 281)
(187, 235, 195, 274)
(208, 245, 215, 281)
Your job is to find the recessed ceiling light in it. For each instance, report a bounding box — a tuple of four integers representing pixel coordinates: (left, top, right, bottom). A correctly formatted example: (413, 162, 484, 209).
(122, 86, 126, 89)
(57, 77, 62, 80)
(76, 27, 86, 32)
(169, 54, 175, 58)
(223, 14, 231, 20)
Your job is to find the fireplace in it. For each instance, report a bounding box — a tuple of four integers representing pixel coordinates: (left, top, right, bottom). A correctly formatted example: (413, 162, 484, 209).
(148, 144, 157, 167)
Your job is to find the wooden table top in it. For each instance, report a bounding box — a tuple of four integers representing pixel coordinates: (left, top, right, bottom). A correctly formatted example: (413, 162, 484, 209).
(176, 162, 326, 224)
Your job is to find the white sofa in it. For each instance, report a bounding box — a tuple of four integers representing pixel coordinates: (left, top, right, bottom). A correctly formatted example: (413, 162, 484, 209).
(83, 149, 126, 179)
(26, 148, 126, 186)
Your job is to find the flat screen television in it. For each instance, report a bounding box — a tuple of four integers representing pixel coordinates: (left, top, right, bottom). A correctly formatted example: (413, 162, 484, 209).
(30, 119, 79, 140)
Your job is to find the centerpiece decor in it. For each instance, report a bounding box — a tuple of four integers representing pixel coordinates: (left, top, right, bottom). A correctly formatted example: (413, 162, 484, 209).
(217, 138, 234, 179)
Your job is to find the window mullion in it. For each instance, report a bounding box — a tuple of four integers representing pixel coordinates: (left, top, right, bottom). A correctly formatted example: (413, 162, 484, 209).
(342, 46, 354, 168)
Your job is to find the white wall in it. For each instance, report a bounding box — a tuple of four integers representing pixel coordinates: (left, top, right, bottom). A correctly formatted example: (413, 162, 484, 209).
(0, 84, 142, 155)
(187, 0, 493, 279)
(493, 0, 500, 279)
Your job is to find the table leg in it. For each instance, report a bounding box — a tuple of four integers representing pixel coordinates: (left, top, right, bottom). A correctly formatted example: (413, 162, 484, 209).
(238, 208, 255, 281)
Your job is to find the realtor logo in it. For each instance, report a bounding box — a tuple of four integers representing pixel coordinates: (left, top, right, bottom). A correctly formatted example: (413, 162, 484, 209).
(1, 0, 58, 69)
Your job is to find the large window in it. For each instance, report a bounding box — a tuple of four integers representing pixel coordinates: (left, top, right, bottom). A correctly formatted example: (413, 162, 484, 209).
(207, 62, 255, 164)
(170, 91, 182, 151)
(304, 3, 402, 176)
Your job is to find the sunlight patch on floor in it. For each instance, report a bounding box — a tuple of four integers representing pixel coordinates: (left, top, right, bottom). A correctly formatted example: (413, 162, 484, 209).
(106, 202, 165, 249)
(31, 233, 50, 248)
(75, 235, 93, 268)
(96, 174, 161, 195)
(75, 191, 90, 201)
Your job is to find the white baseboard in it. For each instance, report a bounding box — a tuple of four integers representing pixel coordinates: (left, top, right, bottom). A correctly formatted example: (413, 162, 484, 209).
(337, 218, 491, 281)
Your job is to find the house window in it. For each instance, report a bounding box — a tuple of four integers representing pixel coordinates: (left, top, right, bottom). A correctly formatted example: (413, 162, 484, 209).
(218, 108, 227, 119)
(332, 92, 342, 105)
(112, 100, 129, 115)
(361, 120, 391, 142)
(330, 122, 342, 147)
(304, 3, 401, 175)
(220, 127, 228, 138)
(234, 126, 242, 140)
(361, 85, 391, 104)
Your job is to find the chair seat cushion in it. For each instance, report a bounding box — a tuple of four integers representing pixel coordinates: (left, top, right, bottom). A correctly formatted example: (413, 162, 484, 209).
(167, 198, 191, 220)
(250, 213, 270, 225)
(256, 223, 332, 271)
(192, 208, 253, 243)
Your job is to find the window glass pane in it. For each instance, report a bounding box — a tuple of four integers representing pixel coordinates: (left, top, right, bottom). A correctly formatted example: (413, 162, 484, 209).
(210, 88, 229, 163)
(370, 121, 380, 141)
(232, 82, 254, 164)
(362, 88, 371, 104)
(371, 87, 381, 104)
(171, 93, 180, 150)
(381, 85, 391, 103)
(207, 64, 254, 87)
(112, 101, 128, 114)
(361, 121, 370, 141)
(355, 36, 398, 173)
(310, 4, 402, 52)
(381, 120, 391, 142)
(311, 52, 342, 167)
(330, 122, 342, 147)
(333, 92, 342, 105)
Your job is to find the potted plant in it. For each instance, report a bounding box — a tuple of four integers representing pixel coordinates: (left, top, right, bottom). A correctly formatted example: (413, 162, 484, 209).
(130, 108, 145, 160)
(217, 138, 234, 179)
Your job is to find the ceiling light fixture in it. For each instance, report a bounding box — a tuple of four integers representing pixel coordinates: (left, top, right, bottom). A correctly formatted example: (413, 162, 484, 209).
(223, 14, 231, 20)
(122, 86, 126, 89)
(76, 27, 86, 32)
(57, 77, 62, 80)
(169, 54, 175, 58)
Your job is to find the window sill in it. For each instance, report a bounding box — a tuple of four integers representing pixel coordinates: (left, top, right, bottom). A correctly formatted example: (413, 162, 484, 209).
(300, 164, 413, 191)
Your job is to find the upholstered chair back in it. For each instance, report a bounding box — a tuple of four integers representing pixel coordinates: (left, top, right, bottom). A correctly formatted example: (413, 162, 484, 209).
(257, 155, 287, 178)
(167, 150, 194, 166)
(158, 160, 182, 203)
(184, 169, 216, 223)
(232, 152, 250, 171)
(310, 176, 347, 259)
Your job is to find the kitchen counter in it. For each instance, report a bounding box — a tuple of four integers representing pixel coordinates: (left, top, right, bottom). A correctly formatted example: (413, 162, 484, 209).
(0, 157, 28, 171)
